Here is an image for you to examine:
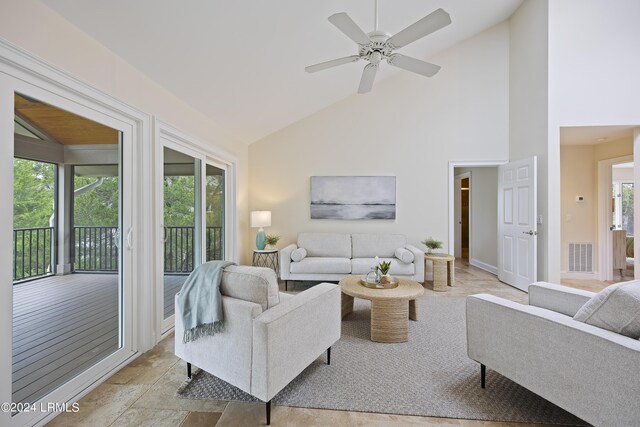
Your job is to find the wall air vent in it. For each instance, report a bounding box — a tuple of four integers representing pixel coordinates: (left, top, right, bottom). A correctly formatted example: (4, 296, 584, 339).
(568, 243, 593, 273)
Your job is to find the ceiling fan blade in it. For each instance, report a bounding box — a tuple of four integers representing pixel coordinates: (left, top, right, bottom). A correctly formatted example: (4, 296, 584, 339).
(328, 12, 371, 46)
(305, 55, 361, 73)
(358, 63, 378, 94)
(386, 8, 451, 49)
(388, 54, 441, 77)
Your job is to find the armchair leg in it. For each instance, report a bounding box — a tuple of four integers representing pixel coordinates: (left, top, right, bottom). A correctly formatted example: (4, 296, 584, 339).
(327, 347, 331, 365)
(187, 362, 192, 379)
(481, 363, 486, 389)
(266, 400, 271, 425)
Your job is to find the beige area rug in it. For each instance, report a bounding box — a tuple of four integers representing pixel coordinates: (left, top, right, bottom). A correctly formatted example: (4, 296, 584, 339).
(177, 297, 586, 425)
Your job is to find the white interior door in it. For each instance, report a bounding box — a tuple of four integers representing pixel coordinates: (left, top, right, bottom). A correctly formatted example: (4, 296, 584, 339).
(497, 156, 537, 291)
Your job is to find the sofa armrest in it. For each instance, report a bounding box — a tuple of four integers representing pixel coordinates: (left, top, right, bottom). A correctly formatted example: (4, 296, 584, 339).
(279, 244, 297, 280)
(466, 294, 640, 426)
(528, 282, 594, 317)
(405, 244, 425, 281)
(251, 282, 341, 401)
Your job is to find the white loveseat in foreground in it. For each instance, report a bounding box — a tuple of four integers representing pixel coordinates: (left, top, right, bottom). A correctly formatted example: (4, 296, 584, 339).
(280, 233, 424, 285)
(466, 282, 640, 426)
(175, 266, 341, 425)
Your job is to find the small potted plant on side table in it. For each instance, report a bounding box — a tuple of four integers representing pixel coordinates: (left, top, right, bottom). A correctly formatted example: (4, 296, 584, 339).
(264, 234, 280, 250)
(422, 236, 443, 254)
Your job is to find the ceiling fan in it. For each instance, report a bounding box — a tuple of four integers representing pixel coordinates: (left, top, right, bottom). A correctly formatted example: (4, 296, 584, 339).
(305, 1, 451, 94)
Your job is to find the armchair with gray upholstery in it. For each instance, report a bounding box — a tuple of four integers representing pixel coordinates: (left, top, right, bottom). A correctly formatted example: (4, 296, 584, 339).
(175, 265, 341, 425)
(466, 282, 640, 426)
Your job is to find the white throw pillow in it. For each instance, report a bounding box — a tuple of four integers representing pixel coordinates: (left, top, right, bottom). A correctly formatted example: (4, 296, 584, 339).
(394, 247, 414, 264)
(291, 247, 307, 262)
(573, 281, 640, 339)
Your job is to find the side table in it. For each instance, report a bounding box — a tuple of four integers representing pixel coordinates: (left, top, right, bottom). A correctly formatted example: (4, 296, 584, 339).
(252, 249, 279, 276)
(424, 253, 455, 291)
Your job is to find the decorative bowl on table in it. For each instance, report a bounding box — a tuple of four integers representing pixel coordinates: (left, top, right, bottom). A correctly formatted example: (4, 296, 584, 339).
(360, 275, 399, 289)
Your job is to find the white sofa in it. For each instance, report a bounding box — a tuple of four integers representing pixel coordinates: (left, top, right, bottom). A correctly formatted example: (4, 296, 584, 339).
(280, 233, 424, 286)
(175, 266, 341, 425)
(466, 282, 640, 426)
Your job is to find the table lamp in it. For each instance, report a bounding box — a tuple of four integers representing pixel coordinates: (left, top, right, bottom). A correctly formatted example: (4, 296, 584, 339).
(251, 210, 271, 250)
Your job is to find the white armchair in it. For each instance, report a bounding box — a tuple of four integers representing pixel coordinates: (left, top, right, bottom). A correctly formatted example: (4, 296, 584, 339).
(175, 265, 341, 425)
(466, 282, 640, 426)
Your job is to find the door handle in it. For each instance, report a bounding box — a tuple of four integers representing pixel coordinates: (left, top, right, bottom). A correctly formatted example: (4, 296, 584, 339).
(522, 230, 538, 236)
(126, 227, 133, 250)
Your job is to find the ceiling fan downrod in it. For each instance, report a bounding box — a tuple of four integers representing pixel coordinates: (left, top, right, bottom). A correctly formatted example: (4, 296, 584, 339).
(374, 0, 379, 32)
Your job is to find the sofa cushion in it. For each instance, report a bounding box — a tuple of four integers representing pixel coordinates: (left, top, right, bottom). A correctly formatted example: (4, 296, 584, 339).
(297, 233, 351, 258)
(291, 247, 307, 262)
(573, 281, 640, 339)
(395, 247, 415, 263)
(220, 265, 279, 311)
(352, 234, 407, 258)
(351, 258, 415, 276)
(290, 257, 351, 274)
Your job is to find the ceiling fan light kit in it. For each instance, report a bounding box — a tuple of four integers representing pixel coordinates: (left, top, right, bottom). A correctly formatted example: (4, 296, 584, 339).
(305, 1, 451, 94)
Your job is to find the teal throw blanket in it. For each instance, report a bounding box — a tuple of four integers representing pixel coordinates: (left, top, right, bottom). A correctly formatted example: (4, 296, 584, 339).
(178, 260, 234, 343)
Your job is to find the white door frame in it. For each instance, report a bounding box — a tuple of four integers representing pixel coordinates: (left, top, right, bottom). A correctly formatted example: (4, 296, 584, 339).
(154, 120, 238, 338)
(597, 154, 633, 281)
(448, 161, 507, 258)
(0, 40, 152, 427)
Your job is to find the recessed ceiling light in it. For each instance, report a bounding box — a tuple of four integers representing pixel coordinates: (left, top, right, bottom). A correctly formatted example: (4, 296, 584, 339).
(596, 137, 608, 142)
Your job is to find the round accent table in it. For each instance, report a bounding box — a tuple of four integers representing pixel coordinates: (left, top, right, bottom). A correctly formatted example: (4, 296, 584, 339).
(339, 275, 424, 343)
(424, 253, 455, 291)
(252, 249, 279, 276)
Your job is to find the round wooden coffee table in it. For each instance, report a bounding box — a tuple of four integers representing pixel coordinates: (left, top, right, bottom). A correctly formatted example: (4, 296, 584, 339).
(339, 275, 425, 343)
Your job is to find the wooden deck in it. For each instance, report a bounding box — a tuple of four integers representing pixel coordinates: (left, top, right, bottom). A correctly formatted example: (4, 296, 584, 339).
(13, 273, 186, 404)
(163, 275, 187, 319)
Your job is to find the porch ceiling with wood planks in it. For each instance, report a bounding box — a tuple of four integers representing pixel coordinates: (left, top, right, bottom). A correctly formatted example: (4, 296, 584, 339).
(14, 93, 119, 145)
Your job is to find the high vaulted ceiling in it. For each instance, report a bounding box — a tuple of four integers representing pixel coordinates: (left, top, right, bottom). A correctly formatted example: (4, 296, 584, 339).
(41, 0, 522, 143)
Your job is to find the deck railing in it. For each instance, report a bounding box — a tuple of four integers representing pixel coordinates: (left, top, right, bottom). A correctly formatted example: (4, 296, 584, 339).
(73, 225, 223, 274)
(14, 225, 224, 281)
(163, 226, 224, 273)
(74, 226, 119, 272)
(13, 227, 55, 282)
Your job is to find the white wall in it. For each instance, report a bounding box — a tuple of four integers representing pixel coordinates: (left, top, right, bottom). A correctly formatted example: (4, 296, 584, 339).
(549, 0, 640, 281)
(248, 23, 510, 251)
(0, 0, 250, 262)
(508, 0, 551, 281)
(560, 145, 596, 275)
(457, 167, 498, 272)
(560, 138, 633, 275)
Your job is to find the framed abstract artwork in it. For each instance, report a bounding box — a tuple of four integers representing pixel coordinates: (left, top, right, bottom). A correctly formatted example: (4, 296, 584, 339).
(310, 176, 396, 220)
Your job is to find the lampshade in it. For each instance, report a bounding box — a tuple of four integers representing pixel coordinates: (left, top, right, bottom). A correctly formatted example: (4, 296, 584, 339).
(250, 211, 271, 228)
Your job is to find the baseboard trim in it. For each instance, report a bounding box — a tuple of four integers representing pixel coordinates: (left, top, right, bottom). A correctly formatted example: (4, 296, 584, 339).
(469, 259, 498, 275)
(560, 271, 598, 280)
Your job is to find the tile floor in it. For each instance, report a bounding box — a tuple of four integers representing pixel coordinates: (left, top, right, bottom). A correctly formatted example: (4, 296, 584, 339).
(45, 261, 612, 427)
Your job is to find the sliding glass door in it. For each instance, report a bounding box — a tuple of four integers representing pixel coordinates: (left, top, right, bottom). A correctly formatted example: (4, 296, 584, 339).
(162, 147, 200, 322)
(206, 162, 226, 261)
(7, 88, 134, 421)
(159, 138, 229, 332)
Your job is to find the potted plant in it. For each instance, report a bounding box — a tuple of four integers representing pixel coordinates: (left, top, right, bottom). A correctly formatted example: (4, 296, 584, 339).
(421, 236, 443, 254)
(264, 234, 280, 250)
(377, 260, 392, 284)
